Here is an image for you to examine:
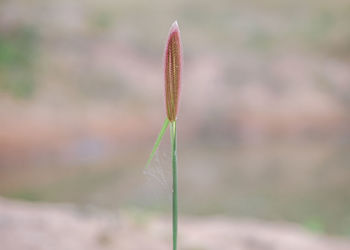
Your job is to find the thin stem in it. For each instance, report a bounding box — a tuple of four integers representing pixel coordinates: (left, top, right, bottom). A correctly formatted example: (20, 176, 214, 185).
(170, 121, 178, 250)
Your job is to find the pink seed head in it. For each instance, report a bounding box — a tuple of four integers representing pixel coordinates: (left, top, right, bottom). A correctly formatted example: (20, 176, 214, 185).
(164, 20, 182, 122)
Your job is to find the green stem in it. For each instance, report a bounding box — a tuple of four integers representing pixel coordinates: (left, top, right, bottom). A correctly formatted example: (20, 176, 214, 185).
(170, 121, 178, 250)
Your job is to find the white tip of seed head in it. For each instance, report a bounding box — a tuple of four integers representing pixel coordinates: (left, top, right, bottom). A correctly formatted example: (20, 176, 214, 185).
(170, 20, 179, 33)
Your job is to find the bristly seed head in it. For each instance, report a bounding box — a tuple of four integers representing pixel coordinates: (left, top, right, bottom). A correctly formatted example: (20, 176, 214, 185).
(164, 20, 182, 122)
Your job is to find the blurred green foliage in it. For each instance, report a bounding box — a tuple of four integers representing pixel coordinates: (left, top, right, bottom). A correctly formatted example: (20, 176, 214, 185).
(10, 190, 42, 202)
(303, 217, 325, 234)
(0, 26, 37, 98)
(89, 10, 115, 31)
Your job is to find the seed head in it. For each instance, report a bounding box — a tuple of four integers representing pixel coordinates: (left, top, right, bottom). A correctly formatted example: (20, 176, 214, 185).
(164, 20, 182, 122)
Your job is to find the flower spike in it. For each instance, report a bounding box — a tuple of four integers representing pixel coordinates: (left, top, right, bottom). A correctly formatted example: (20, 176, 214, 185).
(165, 20, 182, 122)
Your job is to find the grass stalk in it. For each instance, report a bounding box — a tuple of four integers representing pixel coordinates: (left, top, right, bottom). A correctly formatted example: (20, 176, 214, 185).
(170, 121, 178, 250)
(146, 20, 181, 249)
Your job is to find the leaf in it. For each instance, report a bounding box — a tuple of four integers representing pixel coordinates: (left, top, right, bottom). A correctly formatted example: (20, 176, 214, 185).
(145, 118, 170, 168)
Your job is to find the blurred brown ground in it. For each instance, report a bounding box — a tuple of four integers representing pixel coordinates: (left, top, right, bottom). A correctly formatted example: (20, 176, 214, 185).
(1, 197, 350, 250)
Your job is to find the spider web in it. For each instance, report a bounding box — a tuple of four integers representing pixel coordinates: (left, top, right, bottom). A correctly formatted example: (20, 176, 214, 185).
(143, 128, 172, 200)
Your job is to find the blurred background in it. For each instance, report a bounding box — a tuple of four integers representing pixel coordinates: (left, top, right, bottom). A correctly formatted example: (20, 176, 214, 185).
(1, 0, 350, 249)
